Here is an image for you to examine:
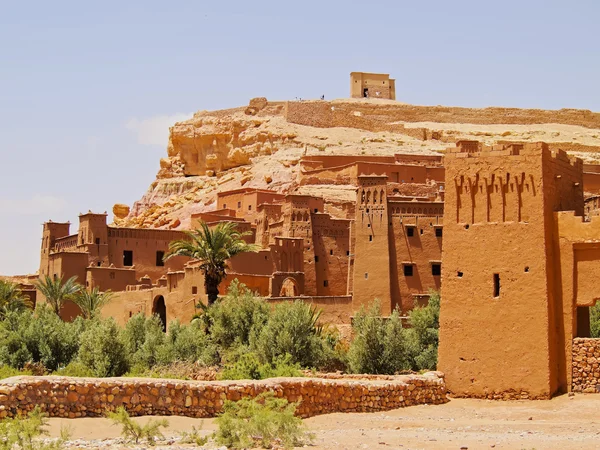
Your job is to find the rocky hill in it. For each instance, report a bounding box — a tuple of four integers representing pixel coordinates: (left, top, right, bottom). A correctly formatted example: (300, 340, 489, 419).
(114, 97, 600, 229)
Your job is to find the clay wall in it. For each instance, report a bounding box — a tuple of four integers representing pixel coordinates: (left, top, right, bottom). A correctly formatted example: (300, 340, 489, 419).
(0, 373, 447, 419)
(268, 295, 353, 324)
(85, 267, 137, 292)
(311, 214, 351, 296)
(350, 72, 396, 100)
(583, 172, 600, 194)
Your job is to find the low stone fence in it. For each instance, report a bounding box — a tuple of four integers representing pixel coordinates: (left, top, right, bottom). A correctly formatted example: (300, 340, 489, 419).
(572, 338, 600, 392)
(0, 372, 447, 419)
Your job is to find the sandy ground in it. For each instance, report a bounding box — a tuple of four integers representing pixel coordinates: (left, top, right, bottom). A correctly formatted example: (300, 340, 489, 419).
(43, 394, 600, 449)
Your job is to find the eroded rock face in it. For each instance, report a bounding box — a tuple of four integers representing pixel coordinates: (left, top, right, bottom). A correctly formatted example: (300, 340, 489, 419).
(112, 203, 130, 219)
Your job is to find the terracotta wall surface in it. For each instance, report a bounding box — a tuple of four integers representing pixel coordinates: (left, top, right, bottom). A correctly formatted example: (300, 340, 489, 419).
(0, 372, 447, 419)
(268, 295, 353, 324)
(572, 338, 600, 393)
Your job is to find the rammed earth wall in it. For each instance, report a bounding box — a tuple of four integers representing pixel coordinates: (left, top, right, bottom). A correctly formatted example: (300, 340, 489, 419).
(0, 372, 447, 419)
(572, 338, 600, 393)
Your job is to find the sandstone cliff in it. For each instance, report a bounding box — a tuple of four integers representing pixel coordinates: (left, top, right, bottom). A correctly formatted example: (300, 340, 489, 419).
(115, 98, 600, 230)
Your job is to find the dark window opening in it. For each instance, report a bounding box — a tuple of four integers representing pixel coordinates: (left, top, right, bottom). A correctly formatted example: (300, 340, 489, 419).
(346, 250, 350, 256)
(404, 265, 414, 276)
(314, 208, 318, 213)
(435, 228, 443, 237)
(97, 261, 101, 267)
(156, 251, 165, 266)
(330, 249, 333, 255)
(192, 286, 198, 295)
(420, 229, 424, 235)
(406, 227, 415, 237)
(95, 238, 100, 245)
(123, 250, 133, 266)
(432, 264, 441, 276)
(369, 235, 373, 241)
(363, 88, 369, 98)
(493, 273, 500, 297)
(465, 224, 470, 230)
(237, 201, 241, 208)
(524, 266, 529, 273)
(457, 271, 463, 278)
(223, 204, 227, 209)
(367, 223, 371, 228)
(323, 280, 329, 287)
(315, 256, 319, 263)
(248, 205, 252, 211)
(364, 273, 368, 279)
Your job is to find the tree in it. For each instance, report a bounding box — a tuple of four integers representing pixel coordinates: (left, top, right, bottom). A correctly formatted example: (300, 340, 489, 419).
(34, 275, 81, 316)
(165, 221, 259, 305)
(72, 287, 112, 319)
(0, 280, 31, 319)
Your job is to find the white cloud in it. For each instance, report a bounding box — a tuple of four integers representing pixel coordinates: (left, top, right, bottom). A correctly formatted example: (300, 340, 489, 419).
(0, 195, 67, 216)
(125, 113, 193, 147)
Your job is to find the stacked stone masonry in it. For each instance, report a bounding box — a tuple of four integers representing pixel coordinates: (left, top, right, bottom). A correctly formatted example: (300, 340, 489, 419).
(572, 338, 600, 393)
(0, 372, 447, 419)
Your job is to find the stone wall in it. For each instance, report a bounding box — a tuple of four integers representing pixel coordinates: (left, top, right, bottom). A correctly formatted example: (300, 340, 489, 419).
(572, 338, 600, 392)
(0, 372, 447, 419)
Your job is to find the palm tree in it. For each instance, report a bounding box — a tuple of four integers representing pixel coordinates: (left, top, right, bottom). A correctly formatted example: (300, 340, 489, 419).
(34, 275, 81, 316)
(165, 221, 260, 305)
(0, 280, 31, 318)
(73, 287, 113, 319)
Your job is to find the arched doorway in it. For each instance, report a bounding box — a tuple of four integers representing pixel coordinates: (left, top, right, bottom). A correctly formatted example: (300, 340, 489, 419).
(279, 278, 299, 297)
(152, 295, 167, 332)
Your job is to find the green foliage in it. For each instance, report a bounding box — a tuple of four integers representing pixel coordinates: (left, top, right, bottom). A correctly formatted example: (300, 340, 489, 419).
(208, 280, 269, 351)
(219, 353, 302, 380)
(214, 392, 311, 450)
(165, 221, 260, 304)
(107, 406, 168, 445)
(53, 361, 94, 378)
(33, 275, 81, 316)
(78, 318, 128, 377)
(0, 366, 31, 380)
(72, 287, 112, 320)
(0, 280, 31, 319)
(348, 301, 410, 374)
(0, 406, 66, 450)
(590, 303, 600, 338)
(0, 306, 84, 371)
(252, 301, 331, 368)
(406, 291, 440, 371)
(178, 424, 208, 446)
(165, 320, 218, 366)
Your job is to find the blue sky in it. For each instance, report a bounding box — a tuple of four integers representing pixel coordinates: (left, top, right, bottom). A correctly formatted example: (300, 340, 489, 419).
(1, 0, 599, 274)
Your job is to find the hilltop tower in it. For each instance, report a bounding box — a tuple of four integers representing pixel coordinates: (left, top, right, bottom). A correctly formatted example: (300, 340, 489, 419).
(39, 221, 70, 277)
(438, 142, 583, 399)
(78, 212, 109, 266)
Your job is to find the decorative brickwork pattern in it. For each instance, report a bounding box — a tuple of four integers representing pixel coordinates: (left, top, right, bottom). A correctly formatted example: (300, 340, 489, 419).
(0, 372, 447, 419)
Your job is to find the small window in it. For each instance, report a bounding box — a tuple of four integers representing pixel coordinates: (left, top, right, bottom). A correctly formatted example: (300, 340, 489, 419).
(404, 265, 414, 276)
(95, 238, 100, 245)
(435, 228, 443, 237)
(97, 261, 101, 267)
(346, 250, 350, 256)
(432, 264, 441, 276)
(314, 208, 318, 213)
(420, 229, 424, 235)
(364, 273, 368, 279)
(493, 273, 500, 297)
(248, 205, 252, 211)
(123, 250, 133, 266)
(237, 201, 241, 208)
(323, 280, 329, 287)
(330, 249, 333, 255)
(315, 256, 319, 263)
(406, 227, 415, 237)
(457, 271, 463, 278)
(192, 286, 198, 295)
(369, 235, 373, 242)
(156, 251, 165, 266)
(223, 204, 227, 209)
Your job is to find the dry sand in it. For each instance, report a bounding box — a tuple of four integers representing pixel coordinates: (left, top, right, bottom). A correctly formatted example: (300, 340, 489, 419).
(43, 394, 600, 449)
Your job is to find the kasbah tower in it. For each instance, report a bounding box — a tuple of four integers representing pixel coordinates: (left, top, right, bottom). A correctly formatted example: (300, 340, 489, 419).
(438, 142, 583, 399)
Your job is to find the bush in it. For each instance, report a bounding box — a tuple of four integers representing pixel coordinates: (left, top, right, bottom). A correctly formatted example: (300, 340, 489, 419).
(406, 291, 440, 371)
(348, 301, 410, 374)
(0, 405, 67, 450)
(208, 280, 269, 351)
(591, 303, 600, 338)
(219, 352, 302, 380)
(214, 392, 311, 450)
(166, 320, 218, 366)
(0, 366, 31, 380)
(252, 301, 331, 368)
(0, 307, 84, 371)
(107, 406, 168, 445)
(53, 361, 94, 378)
(78, 319, 128, 377)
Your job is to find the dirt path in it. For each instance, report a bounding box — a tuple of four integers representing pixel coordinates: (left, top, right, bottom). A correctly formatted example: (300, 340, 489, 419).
(44, 394, 600, 449)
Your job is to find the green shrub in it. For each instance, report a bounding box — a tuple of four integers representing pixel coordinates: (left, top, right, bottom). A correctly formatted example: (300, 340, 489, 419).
(78, 319, 128, 377)
(0, 366, 31, 380)
(178, 424, 208, 446)
(252, 301, 331, 368)
(107, 406, 168, 445)
(591, 302, 600, 338)
(406, 291, 440, 371)
(219, 352, 302, 380)
(0, 406, 67, 450)
(208, 280, 269, 351)
(214, 392, 311, 450)
(348, 301, 410, 374)
(53, 361, 94, 378)
(166, 320, 218, 366)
